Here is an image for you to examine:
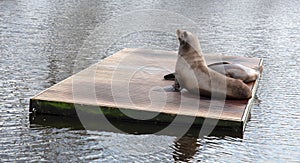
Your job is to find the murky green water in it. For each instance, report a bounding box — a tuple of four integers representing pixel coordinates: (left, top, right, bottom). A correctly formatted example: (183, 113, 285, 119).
(1, 0, 299, 162)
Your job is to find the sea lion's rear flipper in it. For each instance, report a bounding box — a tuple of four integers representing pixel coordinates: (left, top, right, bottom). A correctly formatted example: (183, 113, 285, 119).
(207, 61, 231, 67)
(253, 65, 263, 73)
(164, 73, 175, 80)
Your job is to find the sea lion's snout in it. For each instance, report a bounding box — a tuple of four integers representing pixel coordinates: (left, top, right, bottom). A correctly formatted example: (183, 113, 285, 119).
(176, 29, 182, 37)
(177, 29, 188, 46)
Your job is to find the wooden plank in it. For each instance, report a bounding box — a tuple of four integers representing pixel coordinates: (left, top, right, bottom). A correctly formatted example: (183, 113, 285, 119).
(30, 48, 263, 137)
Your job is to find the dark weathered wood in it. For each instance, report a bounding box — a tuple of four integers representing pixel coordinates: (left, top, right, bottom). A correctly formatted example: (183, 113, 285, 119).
(30, 48, 263, 137)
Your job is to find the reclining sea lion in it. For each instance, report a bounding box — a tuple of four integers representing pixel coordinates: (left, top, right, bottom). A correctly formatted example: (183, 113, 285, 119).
(165, 62, 261, 83)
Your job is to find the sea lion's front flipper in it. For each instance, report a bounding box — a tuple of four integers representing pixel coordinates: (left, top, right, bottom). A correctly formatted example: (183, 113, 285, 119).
(173, 78, 181, 91)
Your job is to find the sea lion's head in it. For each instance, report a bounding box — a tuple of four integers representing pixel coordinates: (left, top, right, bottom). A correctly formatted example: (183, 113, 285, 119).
(176, 29, 202, 55)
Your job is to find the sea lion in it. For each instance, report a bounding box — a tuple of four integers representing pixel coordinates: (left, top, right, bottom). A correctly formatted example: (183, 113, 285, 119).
(165, 62, 261, 83)
(208, 62, 261, 83)
(174, 29, 252, 99)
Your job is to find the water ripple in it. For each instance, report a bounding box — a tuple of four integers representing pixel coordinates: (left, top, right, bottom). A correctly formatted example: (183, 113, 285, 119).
(0, 0, 299, 162)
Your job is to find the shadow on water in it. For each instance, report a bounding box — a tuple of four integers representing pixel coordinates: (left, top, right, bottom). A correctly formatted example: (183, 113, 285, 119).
(29, 113, 243, 138)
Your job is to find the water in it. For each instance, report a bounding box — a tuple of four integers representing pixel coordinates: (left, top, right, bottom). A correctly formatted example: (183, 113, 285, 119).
(1, 0, 299, 162)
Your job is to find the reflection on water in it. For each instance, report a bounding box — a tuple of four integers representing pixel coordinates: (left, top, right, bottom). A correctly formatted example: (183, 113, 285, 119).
(172, 136, 200, 162)
(0, 0, 299, 162)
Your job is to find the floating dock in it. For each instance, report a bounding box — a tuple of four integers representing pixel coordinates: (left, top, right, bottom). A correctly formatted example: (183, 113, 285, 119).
(30, 48, 262, 137)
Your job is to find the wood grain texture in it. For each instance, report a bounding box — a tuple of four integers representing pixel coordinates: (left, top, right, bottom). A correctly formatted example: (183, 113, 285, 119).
(30, 48, 262, 135)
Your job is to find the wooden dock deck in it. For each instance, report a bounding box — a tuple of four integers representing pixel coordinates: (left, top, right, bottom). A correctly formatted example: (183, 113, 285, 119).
(30, 48, 263, 137)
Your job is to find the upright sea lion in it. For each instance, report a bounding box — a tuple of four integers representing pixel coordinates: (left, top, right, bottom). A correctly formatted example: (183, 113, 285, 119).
(165, 62, 261, 83)
(174, 29, 252, 99)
